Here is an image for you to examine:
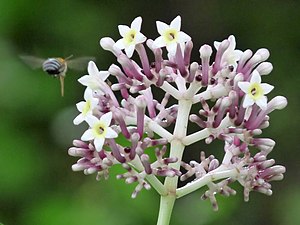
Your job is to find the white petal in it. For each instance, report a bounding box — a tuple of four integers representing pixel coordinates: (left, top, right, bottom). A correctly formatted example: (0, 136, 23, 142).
(214, 41, 221, 50)
(178, 31, 191, 42)
(238, 81, 251, 93)
(166, 42, 177, 55)
(153, 36, 166, 48)
(118, 25, 130, 37)
(100, 112, 112, 127)
(156, 21, 169, 35)
(78, 76, 100, 90)
(94, 137, 105, 152)
(170, 16, 181, 30)
(250, 70, 261, 83)
(99, 71, 110, 81)
(86, 115, 99, 127)
(76, 101, 85, 112)
(233, 49, 243, 61)
(125, 44, 135, 58)
(243, 95, 254, 108)
(78, 75, 90, 86)
(90, 97, 99, 108)
(84, 88, 93, 100)
(114, 39, 126, 50)
(131, 16, 142, 31)
(81, 129, 94, 141)
(256, 96, 268, 110)
(88, 61, 99, 76)
(261, 83, 274, 94)
(228, 35, 236, 50)
(135, 32, 146, 44)
(73, 114, 84, 125)
(105, 127, 118, 138)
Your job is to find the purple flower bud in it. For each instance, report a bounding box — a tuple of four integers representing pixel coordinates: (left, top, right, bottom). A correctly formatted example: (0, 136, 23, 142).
(199, 44, 212, 86)
(213, 40, 230, 74)
(237, 49, 253, 73)
(184, 41, 193, 66)
(141, 154, 152, 174)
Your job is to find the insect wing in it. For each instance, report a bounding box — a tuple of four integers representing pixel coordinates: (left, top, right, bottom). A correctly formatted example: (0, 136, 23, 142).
(19, 55, 46, 69)
(67, 56, 96, 71)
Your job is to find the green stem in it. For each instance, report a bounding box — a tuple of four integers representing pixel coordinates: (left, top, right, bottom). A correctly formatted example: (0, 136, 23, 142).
(156, 99, 192, 225)
(130, 155, 167, 196)
(176, 168, 239, 198)
(157, 195, 176, 225)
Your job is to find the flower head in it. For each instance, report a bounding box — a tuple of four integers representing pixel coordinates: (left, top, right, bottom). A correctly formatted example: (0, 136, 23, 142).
(73, 88, 99, 125)
(78, 61, 110, 93)
(81, 112, 118, 152)
(114, 16, 146, 58)
(69, 16, 287, 219)
(153, 15, 191, 55)
(238, 70, 274, 110)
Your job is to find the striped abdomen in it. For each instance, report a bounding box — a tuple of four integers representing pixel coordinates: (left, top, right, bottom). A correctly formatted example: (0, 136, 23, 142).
(42, 58, 67, 76)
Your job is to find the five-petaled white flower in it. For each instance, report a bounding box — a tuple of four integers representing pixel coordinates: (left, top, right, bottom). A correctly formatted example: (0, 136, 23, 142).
(78, 61, 110, 94)
(114, 16, 146, 58)
(81, 112, 118, 152)
(153, 15, 191, 55)
(238, 70, 274, 110)
(73, 88, 98, 125)
(214, 35, 243, 68)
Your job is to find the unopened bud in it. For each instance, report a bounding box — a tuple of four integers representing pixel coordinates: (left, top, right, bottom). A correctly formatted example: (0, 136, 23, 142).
(100, 37, 115, 52)
(256, 62, 273, 75)
(199, 44, 212, 58)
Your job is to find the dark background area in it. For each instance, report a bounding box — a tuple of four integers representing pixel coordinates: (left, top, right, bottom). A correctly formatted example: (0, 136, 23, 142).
(0, 0, 299, 224)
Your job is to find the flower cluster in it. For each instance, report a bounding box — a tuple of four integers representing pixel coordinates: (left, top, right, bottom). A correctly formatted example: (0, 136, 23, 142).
(68, 16, 287, 213)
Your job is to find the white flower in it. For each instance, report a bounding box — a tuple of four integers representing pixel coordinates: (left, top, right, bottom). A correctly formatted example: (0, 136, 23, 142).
(238, 70, 274, 110)
(78, 61, 110, 93)
(114, 16, 146, 58)
(214, 35, 243, 68)
(81, 112, 118, 152)
(73, 88, 98, 125)
(153, 15, 191, 55)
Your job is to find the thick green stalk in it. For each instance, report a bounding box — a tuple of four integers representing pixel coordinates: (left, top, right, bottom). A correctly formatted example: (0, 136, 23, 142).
(156, 100, 192, 225)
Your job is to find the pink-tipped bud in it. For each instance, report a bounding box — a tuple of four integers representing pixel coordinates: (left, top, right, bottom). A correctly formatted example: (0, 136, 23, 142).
(100, 37, 116, 52)
(72, 164, 86, 171)
(199, 44, 212, 58)
(255, 48, 270, 61)
(136, 95, 147, 108)
(268, 96, 288, 111)
(256, 62, 273, 75)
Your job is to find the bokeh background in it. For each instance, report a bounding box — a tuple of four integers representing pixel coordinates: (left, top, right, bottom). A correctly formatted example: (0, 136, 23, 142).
(1, 0, 299, 224)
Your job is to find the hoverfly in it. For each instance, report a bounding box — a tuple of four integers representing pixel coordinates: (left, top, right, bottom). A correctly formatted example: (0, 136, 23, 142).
(20, 55, 95, 96)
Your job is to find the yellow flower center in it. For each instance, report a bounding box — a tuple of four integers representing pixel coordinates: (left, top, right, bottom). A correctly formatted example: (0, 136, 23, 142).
(82, 100, 91, 115)
(248, 83, 263, 100)
(163, 29, 178, 43)
(93, 122, 107, 137)
(124, 30, 136, 45)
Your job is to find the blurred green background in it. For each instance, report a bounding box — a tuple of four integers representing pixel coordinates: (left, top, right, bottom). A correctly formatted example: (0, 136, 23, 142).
(1, 0, 299, 224)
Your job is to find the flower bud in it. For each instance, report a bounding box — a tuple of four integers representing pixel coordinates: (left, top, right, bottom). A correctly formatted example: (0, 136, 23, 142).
(199, 44, 212, 58)
(256, 62, 273, 75)
(255, 48, 270, 61)
(100, 37, 120, 56)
